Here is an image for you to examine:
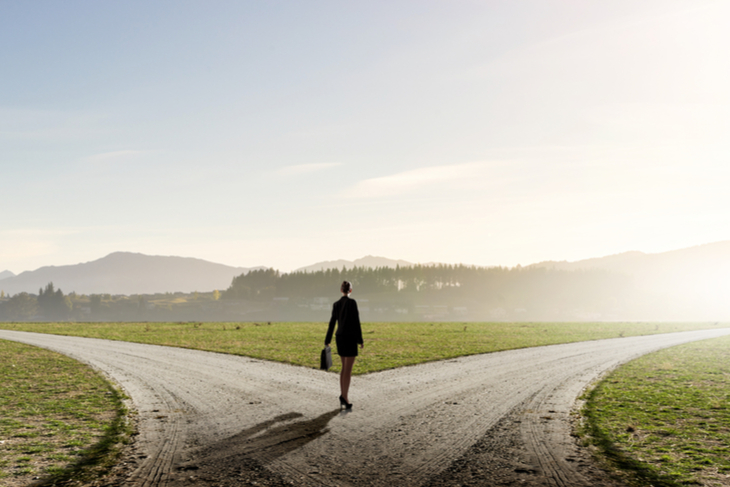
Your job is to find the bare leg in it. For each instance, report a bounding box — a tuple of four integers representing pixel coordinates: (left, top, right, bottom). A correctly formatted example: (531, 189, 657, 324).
(340, 356, 356, 403)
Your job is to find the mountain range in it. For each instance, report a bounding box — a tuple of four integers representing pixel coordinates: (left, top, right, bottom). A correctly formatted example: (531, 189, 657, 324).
(0, 252, 258, 296)
(0, 241, 728, 298)
(0, 254, 416, 295)
(529, 240, 730, 304)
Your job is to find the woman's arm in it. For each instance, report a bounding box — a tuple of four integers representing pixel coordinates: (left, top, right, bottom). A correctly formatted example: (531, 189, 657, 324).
(324, 302, 338, 345)
(352, 300, 364, 346)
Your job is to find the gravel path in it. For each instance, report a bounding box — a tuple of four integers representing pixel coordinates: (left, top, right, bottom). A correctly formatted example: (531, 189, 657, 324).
(2, 328, 729, 487)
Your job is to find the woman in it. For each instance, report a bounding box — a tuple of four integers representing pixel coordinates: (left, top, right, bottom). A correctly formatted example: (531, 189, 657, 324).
(324, 280, 364, 410)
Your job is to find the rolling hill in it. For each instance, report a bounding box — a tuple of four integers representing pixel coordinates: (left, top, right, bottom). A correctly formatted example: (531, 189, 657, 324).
(529, 240, 730, 318)
(0, 252, 260, 295)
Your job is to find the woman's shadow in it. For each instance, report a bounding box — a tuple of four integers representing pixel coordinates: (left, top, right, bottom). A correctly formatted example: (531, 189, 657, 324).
(174, 409, 340, 485)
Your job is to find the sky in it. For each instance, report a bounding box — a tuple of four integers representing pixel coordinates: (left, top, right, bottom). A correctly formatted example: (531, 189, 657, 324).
(2, 0, 729, 274)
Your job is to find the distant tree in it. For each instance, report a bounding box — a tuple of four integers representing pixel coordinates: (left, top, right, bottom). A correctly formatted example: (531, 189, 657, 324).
(90, 294, 102, 315)
(213, 290, 220, 301)
(2, 293, 39, 321)
(1, 290, 5, 298)
(138, 296, 147, 317)
(38, 282, 72, 320)
(223, 269, 280, 300)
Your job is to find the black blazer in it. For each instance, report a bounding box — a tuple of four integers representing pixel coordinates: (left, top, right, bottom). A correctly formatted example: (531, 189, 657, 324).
(325, 296, 363, 346)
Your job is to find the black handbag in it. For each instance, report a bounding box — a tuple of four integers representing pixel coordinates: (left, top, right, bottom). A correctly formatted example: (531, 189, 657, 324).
(320, 345, 332, 370)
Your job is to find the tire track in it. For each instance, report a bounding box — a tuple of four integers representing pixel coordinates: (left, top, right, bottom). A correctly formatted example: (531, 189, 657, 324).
(1, 328, 729, 487)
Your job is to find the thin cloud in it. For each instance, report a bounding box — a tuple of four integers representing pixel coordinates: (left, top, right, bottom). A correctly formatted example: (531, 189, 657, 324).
(276, 163, 342, 176)
(344, 162, 496, 198)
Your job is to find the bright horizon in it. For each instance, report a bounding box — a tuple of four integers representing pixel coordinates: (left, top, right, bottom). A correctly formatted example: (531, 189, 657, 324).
(3, 1, 729, 275)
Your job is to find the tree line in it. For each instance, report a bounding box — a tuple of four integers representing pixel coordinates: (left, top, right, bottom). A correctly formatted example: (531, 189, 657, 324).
(222, 264, 634, 319)
(0, 265, 641, 322)
(0, 283, 73, 321)
(0, 286, 225, 322)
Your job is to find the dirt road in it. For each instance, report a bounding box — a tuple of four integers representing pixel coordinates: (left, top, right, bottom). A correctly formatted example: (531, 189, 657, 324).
(2, 328, 729, 487)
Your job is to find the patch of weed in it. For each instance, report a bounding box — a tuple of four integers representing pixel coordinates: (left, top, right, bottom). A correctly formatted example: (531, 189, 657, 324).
(581, 335, 730, 486)
(0, 340, 132, 486)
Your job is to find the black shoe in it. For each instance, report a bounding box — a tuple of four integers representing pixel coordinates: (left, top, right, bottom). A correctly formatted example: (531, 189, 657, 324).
(339, 395, 352, 410)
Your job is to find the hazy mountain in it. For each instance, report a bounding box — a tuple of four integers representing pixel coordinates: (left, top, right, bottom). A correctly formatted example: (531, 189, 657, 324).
(2, 243, 728, 320)
(295, 255, 414, 273)
(529, 241, 730, 280)
(0, 270, 15, 281)
(529, 241, 730, 316)
(0, 252, 260, 295)
(2, 242, 728, 321)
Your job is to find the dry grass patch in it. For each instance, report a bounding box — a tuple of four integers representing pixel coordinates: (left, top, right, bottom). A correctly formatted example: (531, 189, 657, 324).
(581, 335, 730, 487)
(0, 340, 130, 486)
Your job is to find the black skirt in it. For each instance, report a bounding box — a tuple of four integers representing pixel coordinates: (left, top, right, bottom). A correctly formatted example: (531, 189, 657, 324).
(335, 336, 359, 357)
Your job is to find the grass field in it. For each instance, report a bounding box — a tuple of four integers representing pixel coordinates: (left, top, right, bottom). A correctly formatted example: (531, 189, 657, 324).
(1, 321, 727, 374)
(0, 340, 131, 487)
(581, 334, 730, 487)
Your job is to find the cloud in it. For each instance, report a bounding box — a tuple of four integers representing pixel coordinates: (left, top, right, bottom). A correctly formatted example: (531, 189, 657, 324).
(275, 163, 342, 176)
(344, 162, 496, 198)
(459, 1, 730, 113)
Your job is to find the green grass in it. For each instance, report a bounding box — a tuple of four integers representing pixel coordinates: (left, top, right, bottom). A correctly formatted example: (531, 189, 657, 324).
(0, 340, 132, 486)
(1, 321, 727, 375)
(581, 335, 730, 487)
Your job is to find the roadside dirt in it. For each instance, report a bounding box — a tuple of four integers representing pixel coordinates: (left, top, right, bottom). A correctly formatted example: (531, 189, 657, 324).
(2, 328, 729, 487)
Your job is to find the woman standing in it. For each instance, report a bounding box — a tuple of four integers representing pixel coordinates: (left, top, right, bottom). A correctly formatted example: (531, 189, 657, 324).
(324, 281, 364, 410)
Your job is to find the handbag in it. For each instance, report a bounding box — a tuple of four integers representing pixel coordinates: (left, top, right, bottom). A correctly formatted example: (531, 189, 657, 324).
(320, 345, 332, 370)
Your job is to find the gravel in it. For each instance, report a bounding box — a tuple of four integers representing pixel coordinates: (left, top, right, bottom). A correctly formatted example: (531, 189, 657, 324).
(2, 327, 729, 487)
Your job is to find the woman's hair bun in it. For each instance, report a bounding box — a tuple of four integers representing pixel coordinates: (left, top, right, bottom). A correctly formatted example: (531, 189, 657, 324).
(341, 281, 352, 293)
